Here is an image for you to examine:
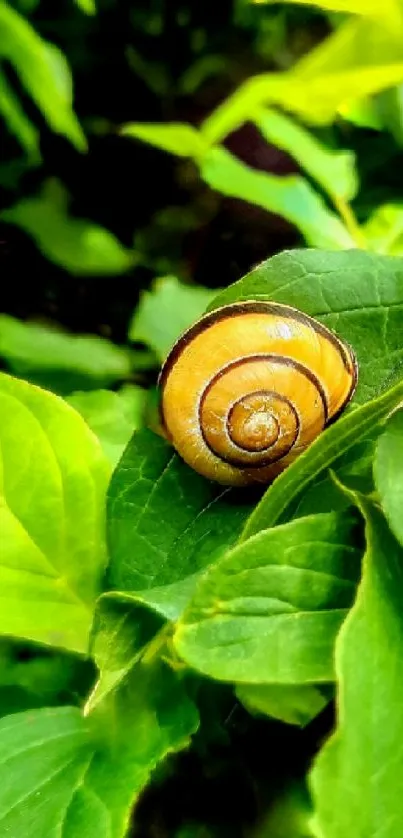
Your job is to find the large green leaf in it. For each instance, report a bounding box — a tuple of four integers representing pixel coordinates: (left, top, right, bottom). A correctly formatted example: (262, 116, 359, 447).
(0, 373, 110, 653)
(129, 276, 218, 361)
(0, 663, 198, 837)
(310, 500, 403, 838)
(174, 512, 361, 684)
(201, 148, 354, 249)
(209, 248, 403, 405)
(1, 181, 135, 276)
(374, 408, 403, 546)
(242, 377, 403, 540)
(67, 388, 147, 467)
(0, 1, 85, 149)
(107, 429, 254, 592)
(254, 108, 358, 201)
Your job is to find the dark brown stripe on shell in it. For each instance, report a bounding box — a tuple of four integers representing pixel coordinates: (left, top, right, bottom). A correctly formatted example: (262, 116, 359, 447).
(158, 300, 355, 395)
(326, 344, 359, 427)
(198, 354, 326, 469)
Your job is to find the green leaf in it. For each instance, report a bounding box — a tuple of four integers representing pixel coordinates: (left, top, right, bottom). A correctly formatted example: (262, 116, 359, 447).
(242, 377, 403, 540)
(290, 436, 377, 519)
(254, 107, 358, 201)
(74, 0, 96, 13)
(295, 14, 403, 80)
(1, 180, 135, 276)
(208, 248, 403, 405)
(107, 429, 254, 592)
(201, 61, 403, 143)
(0, 372, 110, 653)
(104, 577, 203, 625)
(310, 499, 403, 838)
(67, 387, 147, 466)
(250, 780, 314, 838)
(174, 512, 361, 684)
(0, 316, 134, 387)
(374, 408, 403, 546)
(85, 597, 163, 714)
(201, 148, 354, 249)
(0, 663, 198, 837)
(363, 203, 403, 255)
(376, 84, 403, 145)
(120, 122, 207, 157)
(0, 640, 92, 703)
(86, 576, 200, 713)
(129, 276, 218, 361)
(0, 1, 85, 149)
(236, 683, 330, 727)
(338, 95, 384, 130)
(0, 68, 39, 157)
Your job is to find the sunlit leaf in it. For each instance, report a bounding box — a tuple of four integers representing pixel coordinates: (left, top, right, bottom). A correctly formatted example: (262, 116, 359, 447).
(67, 387, 147, 466)
(120, 122, 207, 157)
(202, 18, 403, 144)
(0, 372, 110, 653)
(260, 0, 392, 15)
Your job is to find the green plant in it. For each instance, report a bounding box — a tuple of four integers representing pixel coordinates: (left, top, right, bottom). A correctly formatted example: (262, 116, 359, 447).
(121, 0, 403, 255)
(1, 247, 403, 836)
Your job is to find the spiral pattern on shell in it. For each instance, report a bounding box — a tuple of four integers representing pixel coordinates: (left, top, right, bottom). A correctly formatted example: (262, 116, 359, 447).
(158, 301, 358, 486)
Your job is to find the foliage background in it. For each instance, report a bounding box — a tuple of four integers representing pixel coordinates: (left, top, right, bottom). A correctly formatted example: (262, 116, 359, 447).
(2, 0, 402, 344)
(2, 1, 403, 837)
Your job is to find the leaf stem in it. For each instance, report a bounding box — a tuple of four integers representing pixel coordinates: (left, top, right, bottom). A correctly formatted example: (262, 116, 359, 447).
(333, 194, 366, 248)
(141, 622, 172, 665)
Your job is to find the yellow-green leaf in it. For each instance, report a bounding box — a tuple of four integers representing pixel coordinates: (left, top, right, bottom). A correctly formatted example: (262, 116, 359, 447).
(0, 373, 110, 653)
(120, 122, 207, 158)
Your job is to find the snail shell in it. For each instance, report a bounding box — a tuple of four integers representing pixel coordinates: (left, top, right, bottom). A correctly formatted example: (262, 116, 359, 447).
(158, 301, 357, 486)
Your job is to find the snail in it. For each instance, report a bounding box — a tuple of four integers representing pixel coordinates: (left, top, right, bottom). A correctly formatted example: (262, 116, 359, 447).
(158, 301, 357, 486)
